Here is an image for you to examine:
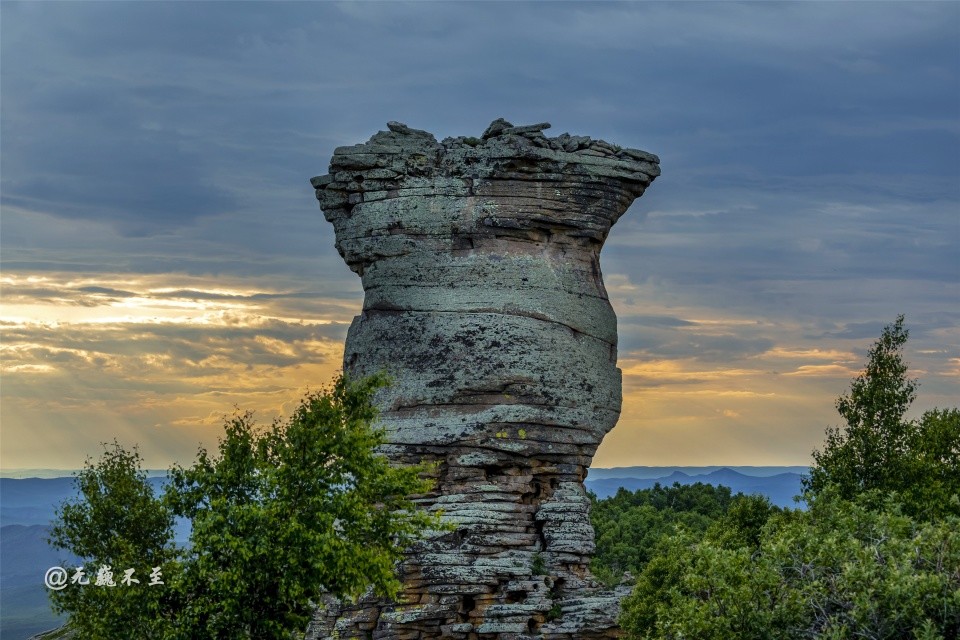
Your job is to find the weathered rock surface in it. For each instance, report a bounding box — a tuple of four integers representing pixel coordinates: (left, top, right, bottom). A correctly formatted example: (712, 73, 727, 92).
(306, 119, 659, 639)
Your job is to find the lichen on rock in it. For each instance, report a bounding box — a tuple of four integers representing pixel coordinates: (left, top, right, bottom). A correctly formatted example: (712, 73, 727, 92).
(307, 119, 659, 639)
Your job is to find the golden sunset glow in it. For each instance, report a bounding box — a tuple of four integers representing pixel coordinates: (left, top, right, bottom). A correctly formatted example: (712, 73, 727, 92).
(2, 266, 955, 472)
(1, 272, 354, 469)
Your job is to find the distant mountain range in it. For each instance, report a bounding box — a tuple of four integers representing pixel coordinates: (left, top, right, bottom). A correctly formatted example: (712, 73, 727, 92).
(585, 466, 808, 508)
(0, 524, 77, 639)
(0, 467, 806, 639)
(1, 476, 169, 528)
(0, 476, 185, 640)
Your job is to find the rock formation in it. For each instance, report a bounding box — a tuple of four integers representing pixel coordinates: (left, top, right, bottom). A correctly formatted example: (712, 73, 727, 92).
(307, 119, 659, 639)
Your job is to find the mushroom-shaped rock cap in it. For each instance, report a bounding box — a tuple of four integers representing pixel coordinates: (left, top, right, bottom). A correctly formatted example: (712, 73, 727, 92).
(312, 119, 660, 268)
(311, 118, 659, 190)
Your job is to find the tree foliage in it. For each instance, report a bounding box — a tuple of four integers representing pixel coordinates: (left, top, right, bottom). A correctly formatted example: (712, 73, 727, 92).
(590, 482, 760, 586)
(805, 315, 918, 502)
(48, 374, 439, 639)
(619, 317, 960, 639)
(48, 444, 177, 638)
(805, 315, 960, 519)
(902, 407, 960, 518)
(621, 492, 959, 639)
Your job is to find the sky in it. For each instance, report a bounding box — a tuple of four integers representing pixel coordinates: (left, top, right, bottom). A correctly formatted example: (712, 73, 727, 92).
(1, 1, 958, 471)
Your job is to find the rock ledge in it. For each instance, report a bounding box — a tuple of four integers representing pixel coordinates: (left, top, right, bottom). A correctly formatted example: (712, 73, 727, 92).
(307, 119, 659, 640)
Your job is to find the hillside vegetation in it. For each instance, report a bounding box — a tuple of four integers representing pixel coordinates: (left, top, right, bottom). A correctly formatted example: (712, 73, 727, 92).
(591, 317, 959, 639)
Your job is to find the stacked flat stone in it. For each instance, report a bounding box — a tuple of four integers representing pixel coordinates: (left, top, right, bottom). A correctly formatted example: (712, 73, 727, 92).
(307, 119, 659, 640)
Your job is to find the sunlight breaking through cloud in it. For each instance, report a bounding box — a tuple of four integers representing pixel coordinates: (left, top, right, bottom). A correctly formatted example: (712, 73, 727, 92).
(0, 272, 356, 469)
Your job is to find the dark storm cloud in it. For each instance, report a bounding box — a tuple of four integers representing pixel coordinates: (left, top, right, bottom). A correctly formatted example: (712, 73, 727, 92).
(608, 188, 957, 286)
(2, 140, 235, 236)
(3, 1, 957, 248)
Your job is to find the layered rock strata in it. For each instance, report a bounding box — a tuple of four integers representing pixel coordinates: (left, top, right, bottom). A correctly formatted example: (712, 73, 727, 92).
(307, 119, 659, 639)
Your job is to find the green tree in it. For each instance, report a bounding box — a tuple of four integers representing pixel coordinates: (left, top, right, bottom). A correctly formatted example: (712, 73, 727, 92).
(805, 315, 918, 501)
(619, 318, 960, 639)
(621, 492, 960, 640)
(901, 407, 960, 520)
(805, 315, 959, 519)
(703, 493, 780, 550)
(49, 374, 439, 639)
(48, 444, 177, 639)
(590, 482, 741, 586)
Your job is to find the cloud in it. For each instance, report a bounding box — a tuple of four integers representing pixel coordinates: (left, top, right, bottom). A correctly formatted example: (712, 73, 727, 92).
(621, 330, 776, 362)
(1, 1, 957, 468)
(620, 358, 763, 386)
(0, 272, 365, 458)
(0, 272, 354, 468)
(782, 364, 859, 378)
